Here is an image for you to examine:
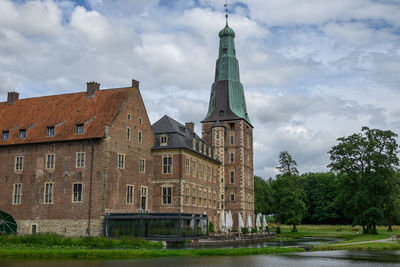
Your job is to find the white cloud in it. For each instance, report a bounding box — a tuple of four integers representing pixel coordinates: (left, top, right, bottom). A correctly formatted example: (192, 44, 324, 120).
(1, 0, 400, 179)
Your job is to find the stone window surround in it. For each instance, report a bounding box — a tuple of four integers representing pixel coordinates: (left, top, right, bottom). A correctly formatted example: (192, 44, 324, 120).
(161, 184, 173, 205)
(44, 182, 54, 204)
(12, 183, 22, 204)
(139, 158, 145, 173)
(15, 155, 23, 172)
(126, 184, 134, 204)
(72, 183, 83, 203)
(45, 154, 55, 170)
(76, 152, 85, 168)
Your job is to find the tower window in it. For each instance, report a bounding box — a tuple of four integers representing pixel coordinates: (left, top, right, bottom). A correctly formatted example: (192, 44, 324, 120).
(220, 110, 224, 116)
(230, 135, 234, 145)
(230, 193, 235, 201)
(230, 152, 235, 163)
(230, 171, 235, 183)
(222, 48, 227, 53)
(229, 123, 235, 129)
(127, 114, 131, 120)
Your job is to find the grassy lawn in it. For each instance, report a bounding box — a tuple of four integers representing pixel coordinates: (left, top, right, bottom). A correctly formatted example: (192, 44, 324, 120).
(0, 225, 399, 259)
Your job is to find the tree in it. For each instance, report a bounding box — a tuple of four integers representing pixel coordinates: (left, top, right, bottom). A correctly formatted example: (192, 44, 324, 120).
(272, 151, 306, 231)
(300, 172, 344, 224)
(254, 176, 273, 215)
(328, 127, 399, 234)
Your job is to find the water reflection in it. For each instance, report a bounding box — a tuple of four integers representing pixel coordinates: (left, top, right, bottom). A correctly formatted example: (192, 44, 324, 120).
(1, 251, 400, 267)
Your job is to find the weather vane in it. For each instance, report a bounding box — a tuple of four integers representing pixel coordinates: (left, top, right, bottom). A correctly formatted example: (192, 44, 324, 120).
(224, 0, 229, 26)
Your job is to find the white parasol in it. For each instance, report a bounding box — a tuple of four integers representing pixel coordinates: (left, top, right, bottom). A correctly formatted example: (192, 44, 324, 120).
(247, 214, 253, 228)
(238, 213, 245, 232)
(263, 215, 268, 231)
(256, 213, 261, 232)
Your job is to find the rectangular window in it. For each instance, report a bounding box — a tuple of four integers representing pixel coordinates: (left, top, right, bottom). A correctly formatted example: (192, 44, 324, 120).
(138, 131, 142, 143)
(230, 152, 234, 163)
(19, 129, 26, 139)
(141, 186, 148, 210)
(76, 124, 84, 134)
(127, 114, 131, 120)
(230, 193, 235, 201)
(139, 158, 145, 173)
(162, 186, 172, 205)
(15, 156, 23, 171)
(46, 126, 55, 137)
(162, 155, 172, 174)
(44, 182, 54, 204)
(185, 158, 190, 175)
(46, 154, 55, 169)
(118, 154, 125, 169)
(126, 127, 131, 140)
(192, 160, 197, 177)
(208, 166, 211, 181)
(72, 183, 82, 203)
(2, 131, 9, 140)
(230, 135, 234, 145)
(198, 163, 202, 178)
(12, 183, 22, 204)
(213, 167, 217, 183)
(230, 171, 235, 183)
(76, 152, 85, 168)
(126, 185, 134, 204)
(139, 117, 142, 124)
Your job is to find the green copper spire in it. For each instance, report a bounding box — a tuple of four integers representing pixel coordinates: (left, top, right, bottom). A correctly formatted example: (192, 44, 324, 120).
(202, 23, 252, 126)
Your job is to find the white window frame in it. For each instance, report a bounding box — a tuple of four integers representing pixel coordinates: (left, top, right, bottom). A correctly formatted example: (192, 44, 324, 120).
(126, 184, 134, 204)
(76, 152, 85, 168)
(140, 186, 148, 210)
(185, 157, 190, 175)
(72, 183, 83, 203)
(44, 182, 54, 204)
(162, 155, 173, 174)
(45, 154, 55, 169)
(15, 156, 23, 172)
(139, 158, 145, 173)
(46, 126, 55, 137)
(118, 153, 125, 169)
(162, 186, 172, 205)
(12, 183, 22, 204)
(76, 124, 84, 134)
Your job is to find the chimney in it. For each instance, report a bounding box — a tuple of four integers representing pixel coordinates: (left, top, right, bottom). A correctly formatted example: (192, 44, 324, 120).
(7, 91, 19, 105)
(86, 81, 100, 97)
(185, 122, 194, 132)
(132, 79, 140, 89)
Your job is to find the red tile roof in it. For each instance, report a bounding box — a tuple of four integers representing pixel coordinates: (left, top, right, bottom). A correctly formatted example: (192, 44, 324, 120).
(0, 88, 130, 146)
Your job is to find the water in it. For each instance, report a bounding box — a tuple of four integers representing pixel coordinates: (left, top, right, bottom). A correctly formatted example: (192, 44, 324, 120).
(1, 251, 400, 266)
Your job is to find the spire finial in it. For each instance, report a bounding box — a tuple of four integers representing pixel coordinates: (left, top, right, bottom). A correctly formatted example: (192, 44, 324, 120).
(224, 0, 228, 26)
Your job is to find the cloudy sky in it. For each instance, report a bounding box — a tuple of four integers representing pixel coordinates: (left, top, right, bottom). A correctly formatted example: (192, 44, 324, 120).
(1, 0, 400, 178)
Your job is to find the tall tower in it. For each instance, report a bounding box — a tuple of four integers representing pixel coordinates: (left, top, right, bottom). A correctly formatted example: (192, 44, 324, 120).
(201, 22, 254, 229)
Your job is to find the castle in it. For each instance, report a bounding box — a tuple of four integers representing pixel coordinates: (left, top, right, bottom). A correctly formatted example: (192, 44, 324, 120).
(0, 23, 254, 238)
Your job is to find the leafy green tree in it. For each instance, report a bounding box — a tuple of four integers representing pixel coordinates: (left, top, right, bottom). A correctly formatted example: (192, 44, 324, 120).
(254, 176, 273, 215)
(272, 151, 306, 232)
(300, 172, 344, 224)
(328, 127, 399, 234)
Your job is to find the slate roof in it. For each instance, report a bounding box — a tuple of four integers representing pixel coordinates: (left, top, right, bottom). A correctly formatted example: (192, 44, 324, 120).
(152, 115, 219, 163)
(0, 88, 130, 146)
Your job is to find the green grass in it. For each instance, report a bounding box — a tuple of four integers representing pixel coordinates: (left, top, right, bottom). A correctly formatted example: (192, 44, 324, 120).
(0, 247, 305, 259)
(1, 225, 399, 259)
(0, 233, 163, 249)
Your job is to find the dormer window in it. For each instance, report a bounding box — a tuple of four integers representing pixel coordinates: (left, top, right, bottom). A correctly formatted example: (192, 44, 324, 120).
(192, 138, 196, 150)
(2, 131, 9, 140)
(76, 124, 84, 134)
(19, 129, 26, 139)
(46, 127, 55, 137)
(160, 134, 169, 146)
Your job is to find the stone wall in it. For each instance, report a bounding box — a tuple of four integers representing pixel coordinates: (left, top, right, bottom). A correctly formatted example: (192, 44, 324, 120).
(16, 218, 104, 237)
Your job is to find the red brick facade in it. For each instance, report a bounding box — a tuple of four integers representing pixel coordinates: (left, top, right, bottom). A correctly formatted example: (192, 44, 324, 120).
(0, 82, 155, 236)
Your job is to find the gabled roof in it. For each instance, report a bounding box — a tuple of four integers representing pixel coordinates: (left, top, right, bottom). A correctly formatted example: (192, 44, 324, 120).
(152, 115, 219, 163)
(0, 88, 131, 146)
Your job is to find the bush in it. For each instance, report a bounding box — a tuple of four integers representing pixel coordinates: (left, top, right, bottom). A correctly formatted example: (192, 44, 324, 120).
(276, 226, 281, 234)
(232, 229, 238, 232)
(208, 221, 215, 233)
(241, 227, 249, 234)
(251, 227, 258, 233)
